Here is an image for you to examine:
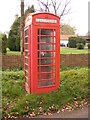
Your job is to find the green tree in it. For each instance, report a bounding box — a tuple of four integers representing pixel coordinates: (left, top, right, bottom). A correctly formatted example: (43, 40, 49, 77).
(24, 5, 35, 18)
(0, 32, 2, 40)
(7, 17, 20, 51)
(2, 34, 7, 54)
(60, 24, 76, 35)
(16, 34, 20, 51)
(7, 5, 35, 51)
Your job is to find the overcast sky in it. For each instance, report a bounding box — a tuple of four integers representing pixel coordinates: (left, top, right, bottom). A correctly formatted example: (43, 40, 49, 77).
(0, 0, 89, 35)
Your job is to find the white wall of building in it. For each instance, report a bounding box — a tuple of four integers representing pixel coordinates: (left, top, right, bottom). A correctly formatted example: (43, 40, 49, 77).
(60, 40, 68, 46)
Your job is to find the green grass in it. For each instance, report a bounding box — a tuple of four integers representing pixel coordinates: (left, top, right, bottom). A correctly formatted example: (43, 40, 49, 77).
(6, 47, 88, 55)
(7, 51, 21, 55)
(60, 47, 88, 54)
(2, 67, 88, 118)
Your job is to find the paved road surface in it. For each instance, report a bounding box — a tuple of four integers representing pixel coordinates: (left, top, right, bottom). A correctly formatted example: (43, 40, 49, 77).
(37, 106, 88, 118)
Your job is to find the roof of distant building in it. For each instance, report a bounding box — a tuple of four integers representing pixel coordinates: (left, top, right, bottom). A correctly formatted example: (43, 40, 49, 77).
(60, 35, 77, 41)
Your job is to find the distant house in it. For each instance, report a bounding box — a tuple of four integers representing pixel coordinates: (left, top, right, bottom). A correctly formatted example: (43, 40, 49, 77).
(60, 35, 89, 47)
(86, 37, 90, 44)
(60, 35, 76, 47)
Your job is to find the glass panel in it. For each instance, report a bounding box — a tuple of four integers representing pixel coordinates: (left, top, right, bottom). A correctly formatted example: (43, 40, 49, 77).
(26, 76, 28, 84)
(54, 52, 55, 58)
(54, 45, 55, 51)
(25, 37, 28, 43)
(41, 36, 53, 43)
(25, 44, 28, 50)
(37, 28, 56, 87)
(41, 73, 52, 79)
(25, 51, 28, 57)
(41, 29, 53, 36)
(25, 30, 28, 36)
(26, 71, 28, 77)
(40, 80, 52, 87)
(54, 30, 56, 36)
(41, 44, 53, 50)
(54, 48, 55, 85)
(54, 37, 56, 43)
(41, 52, 54, 58)
(26, 71, 28, 84)
(26, 65, 28, 71)
(54, 66, 55, 85)
(25, 58, 28, 64)
(41, 59, 52, 65)
(41, 66, 52, 72)
(37, 35, 39, 65)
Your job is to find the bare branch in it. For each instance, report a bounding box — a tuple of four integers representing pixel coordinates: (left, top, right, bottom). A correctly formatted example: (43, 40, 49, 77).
(60, 8, 71, 17)
(51, 0, 54, 7)
(56, 0, 63, 11)
(60, 0, 71, 17)
(46, 0, 50, 12)
(36, 0, 71, 19)
(51, 0, 57, 14)
(37, 0, 50, 12)
(38, 2, 44, 12)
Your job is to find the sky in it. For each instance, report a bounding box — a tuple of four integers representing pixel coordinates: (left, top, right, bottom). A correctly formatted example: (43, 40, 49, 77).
(0, 0, 89, 35)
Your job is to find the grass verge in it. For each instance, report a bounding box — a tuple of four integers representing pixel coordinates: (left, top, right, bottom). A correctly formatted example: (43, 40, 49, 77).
(6, 47, 88, 55)
(2, 67, 88, 118)
(60, 47, 88, 54)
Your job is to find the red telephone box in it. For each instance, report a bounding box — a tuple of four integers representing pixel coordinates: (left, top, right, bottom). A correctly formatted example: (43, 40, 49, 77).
(24, 12, 60, 94)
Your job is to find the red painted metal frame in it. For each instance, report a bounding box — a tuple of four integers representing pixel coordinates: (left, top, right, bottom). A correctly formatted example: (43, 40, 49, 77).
(24, 13, 60, 94)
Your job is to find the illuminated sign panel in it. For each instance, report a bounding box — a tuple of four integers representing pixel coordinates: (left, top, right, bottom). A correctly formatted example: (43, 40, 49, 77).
(36, 18, 57, 23)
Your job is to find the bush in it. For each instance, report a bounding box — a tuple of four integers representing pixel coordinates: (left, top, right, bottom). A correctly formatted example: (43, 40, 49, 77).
(88, 44, 90, 49)
(6, 48, 10, 52)
(77, 43, 84, 49)
(68, 36, 86, 48)
(77, 37, 86, 45)
(68, 37, 77, 48)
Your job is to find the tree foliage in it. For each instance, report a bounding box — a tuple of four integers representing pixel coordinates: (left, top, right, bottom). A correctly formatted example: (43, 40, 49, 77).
(2, 34, 7, 54)
(7, 17, 20, 51)
(0, 32, 2, 40)
(16, 34, 20, 51)
(7, 5, 35, 51)
(24, 5, 35, 18)
(60, 24, 75, 35)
